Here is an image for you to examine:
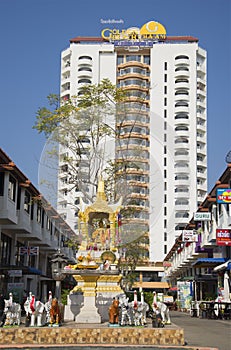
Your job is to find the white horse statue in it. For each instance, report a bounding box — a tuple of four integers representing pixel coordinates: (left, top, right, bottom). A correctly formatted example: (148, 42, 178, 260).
(129, 290, 149, 326)
(118, 293, 132, 326)
(44, 291, 53, 325)
(3, 293, 21, 326)
(118, 291, 149, 326)
(24, 292, 45, 327)
(152, 291, 171, 325)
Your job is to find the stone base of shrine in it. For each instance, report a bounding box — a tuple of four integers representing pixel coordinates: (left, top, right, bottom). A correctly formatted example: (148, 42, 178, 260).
(0, 323, 184, 347)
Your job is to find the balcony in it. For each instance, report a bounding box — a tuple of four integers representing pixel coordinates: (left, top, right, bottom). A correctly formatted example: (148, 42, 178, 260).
(197, 63, 206, 74)
(174, 154, 189, 162)
(175, 58, 190, 66)
(0, 196, 18, 225)
(174, 142, 189, 150)
(174, 70, 189, 79)
(175, 82, 189, 90)
(197, 100, 206, 109)
(175, 105, 189, 114)
(175, 203, 190, 211)
(175, 129, 189, 138)
(197, 123, 206, 133)
(77, 70, 92, 79)
(175, 178, 189, 186)
(174, 190, 189, 198)
(78, 58, 92, 66)
(175, 94, 189, 102)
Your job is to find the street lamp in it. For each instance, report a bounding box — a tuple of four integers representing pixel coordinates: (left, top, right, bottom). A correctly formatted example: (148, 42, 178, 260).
(50, 251, 68, 301)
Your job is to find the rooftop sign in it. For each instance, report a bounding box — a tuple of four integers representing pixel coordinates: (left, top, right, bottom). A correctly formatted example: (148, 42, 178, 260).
(101, 20, 167, 42)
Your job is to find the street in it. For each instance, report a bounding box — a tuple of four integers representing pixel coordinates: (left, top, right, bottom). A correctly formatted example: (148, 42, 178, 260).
(170, 311, 231, 350)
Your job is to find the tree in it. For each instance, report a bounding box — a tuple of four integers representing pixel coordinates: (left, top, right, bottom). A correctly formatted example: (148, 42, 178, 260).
(118, 235, 149, 291)
(34, 79, 127, 202)
(34, 79, 150, 254)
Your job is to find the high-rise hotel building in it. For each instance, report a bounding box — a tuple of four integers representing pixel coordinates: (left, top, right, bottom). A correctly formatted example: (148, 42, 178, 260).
(57, 21, 207, 261)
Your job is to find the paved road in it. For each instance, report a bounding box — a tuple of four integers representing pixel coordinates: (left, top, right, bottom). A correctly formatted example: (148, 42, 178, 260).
(170, 311, 231, 350)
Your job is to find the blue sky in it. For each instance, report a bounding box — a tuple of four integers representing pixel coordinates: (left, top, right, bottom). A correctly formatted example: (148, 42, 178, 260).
(0, 0, 230, 191)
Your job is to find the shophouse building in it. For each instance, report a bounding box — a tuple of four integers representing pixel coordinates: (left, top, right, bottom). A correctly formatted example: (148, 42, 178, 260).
(164, 162, 231, 302)
(57, 20, 207, 262)
(0, 148, 76, 303)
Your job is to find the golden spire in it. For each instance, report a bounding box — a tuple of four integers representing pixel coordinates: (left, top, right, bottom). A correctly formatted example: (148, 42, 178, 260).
(97, 176, 106, 201)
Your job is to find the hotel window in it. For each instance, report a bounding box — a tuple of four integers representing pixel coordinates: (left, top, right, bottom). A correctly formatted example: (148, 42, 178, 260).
(164, 245, 167, 254)
(143, 55, 150, 65)
(175, 55, 189, 60)
(164, 86, 167, 94)
(126, 55, 141, 62)
(37, 205, 41, 223)
(117, 55, 123, 65)
(164, 232, 167, 241)
(164, 109, 167, 118)
(164, 74, 167, 83)
(164, 98, 167, 106)
(0, 172, 4, 196)
(46, 217, 50, 230)
(78, 55, 92, 60)
(78, 67, 92, 72)
(24, 191, 30, 213)
(78, 79, 91, 84)
(0, 233, 12, 265)
(8, 175, 16, 201)
(164, 62, 167, 70)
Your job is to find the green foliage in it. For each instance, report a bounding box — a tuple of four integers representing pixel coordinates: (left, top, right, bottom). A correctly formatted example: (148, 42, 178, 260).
(77, 78, 126, 108)
(118, 236, 148, 291)
(61, 289, 69, 305)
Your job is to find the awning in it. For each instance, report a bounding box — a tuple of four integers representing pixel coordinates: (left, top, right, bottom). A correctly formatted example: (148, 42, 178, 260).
(192, 258, 226, 268)
(214, 259, 231, 272)
(0, 265, 42, 275)
(27, 267, 42, 275)
(169, 286, 178, 291)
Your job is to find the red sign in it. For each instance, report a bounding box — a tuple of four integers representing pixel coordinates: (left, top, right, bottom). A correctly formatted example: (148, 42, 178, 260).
(216, 229, 231, 246)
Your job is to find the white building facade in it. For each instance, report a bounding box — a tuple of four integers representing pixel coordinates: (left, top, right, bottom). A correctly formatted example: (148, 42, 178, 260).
(57, 21, 207, 261)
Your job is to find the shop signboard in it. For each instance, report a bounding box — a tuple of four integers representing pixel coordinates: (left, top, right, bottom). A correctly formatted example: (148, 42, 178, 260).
(177, 281, 193, 310)
(8, 270, 22, 277)
(163, 295, 174, 303)
(216, 229, 231, 246)
(194, 212, 211, 221)
(182, 230, 198, 242)
(216, 188, 231, 204)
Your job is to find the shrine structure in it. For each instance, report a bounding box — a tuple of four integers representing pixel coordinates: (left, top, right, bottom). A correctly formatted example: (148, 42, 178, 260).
(64, 178, 124, 323)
